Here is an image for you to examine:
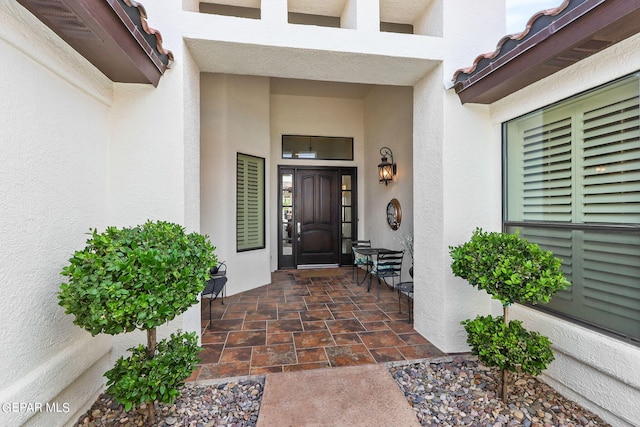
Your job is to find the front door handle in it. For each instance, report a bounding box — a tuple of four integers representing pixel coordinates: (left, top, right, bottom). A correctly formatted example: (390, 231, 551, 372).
(297, 222, 301, 242)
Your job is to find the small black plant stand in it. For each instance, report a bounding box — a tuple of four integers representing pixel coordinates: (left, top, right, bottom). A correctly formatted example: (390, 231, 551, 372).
(202, 262, 228, 324)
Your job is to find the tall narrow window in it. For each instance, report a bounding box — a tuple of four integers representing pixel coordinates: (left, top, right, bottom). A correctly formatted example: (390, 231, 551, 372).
(237, 153, 265, 251)
(340, 172, 355, 266)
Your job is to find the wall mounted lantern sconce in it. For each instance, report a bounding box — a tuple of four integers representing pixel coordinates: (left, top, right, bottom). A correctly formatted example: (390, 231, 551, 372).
(378, 146, 397, 185)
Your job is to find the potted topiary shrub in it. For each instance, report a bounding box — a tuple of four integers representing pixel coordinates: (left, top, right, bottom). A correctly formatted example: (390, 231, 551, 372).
(58, 220, 217, 423)
(449, 228, 569, 401)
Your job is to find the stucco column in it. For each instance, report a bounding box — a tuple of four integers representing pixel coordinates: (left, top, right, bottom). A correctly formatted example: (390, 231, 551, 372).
(262, 0, 288, 24)
(413, 67, 496, 354)
(341, 0, 379, 32)
(412, 67, 449, 351)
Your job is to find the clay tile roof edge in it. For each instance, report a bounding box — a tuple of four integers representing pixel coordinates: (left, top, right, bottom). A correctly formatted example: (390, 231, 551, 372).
(117, 0, 174, 70)
(452, 0, 572, 83)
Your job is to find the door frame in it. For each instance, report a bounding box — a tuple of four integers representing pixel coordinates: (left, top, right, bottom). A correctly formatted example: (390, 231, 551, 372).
(277, 166, 358, 269)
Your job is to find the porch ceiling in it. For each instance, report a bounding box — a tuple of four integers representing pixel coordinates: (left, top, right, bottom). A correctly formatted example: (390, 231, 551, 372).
(186, 38, 438, 86)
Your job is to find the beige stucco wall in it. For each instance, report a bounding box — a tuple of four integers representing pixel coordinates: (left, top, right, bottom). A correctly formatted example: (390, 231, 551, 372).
(201, 75, 377, 280)
(489, 33, 640, 427)
(200, 73, 273, 295)
(270, 91, 368, 269)
(200, 75, 417, 285)
(363, 85, 414, 281)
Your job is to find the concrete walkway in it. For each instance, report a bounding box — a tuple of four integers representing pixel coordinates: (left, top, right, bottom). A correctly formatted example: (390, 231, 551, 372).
(256, 363, 420, 427)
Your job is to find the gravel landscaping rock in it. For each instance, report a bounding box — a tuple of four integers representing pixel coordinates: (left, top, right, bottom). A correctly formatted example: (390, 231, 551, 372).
(76, 379, 264, 427)
(389, 356, 611, 427)
(76, 357, 611, 426)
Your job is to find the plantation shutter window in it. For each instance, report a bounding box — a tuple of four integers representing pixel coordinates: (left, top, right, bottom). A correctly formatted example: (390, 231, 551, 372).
(504, 74, 640, 344)
(506, 110, 573, 223)
(236, 153, 265, 251)
(579, 84, 640, 224)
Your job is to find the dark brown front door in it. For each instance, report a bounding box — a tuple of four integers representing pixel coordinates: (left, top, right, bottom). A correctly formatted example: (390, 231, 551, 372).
(295, 168, 340, 266)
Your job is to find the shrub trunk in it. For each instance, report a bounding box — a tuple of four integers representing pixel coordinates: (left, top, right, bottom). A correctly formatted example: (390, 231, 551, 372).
(147, 328, 157, 423)
(500, 305, 509, 401)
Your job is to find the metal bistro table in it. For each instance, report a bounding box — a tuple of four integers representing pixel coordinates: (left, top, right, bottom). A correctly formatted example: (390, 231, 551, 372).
(352, 247, 396, 292)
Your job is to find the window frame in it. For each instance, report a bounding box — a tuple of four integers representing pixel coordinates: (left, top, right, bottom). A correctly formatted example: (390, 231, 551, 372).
(281, 135, 354, 161)
(502, 72, 640, 346)
(236, 152, 266, 252)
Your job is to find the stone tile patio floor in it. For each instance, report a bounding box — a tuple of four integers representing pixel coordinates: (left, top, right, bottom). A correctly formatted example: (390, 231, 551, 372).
(189, 267, 445, 382)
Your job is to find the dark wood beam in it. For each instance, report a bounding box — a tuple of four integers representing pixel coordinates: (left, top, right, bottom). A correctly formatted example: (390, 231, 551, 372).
(17, 0, 171, 87)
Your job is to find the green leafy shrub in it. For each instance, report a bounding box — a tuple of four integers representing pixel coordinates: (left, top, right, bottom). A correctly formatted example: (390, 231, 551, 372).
(105, 331, 201, 412)
(59, 221, 217, 335)
(462, 315, 554, 376)
(450, 228, 567, 306)
(58, 220, 217, 422)
(449, 228, 568, 400)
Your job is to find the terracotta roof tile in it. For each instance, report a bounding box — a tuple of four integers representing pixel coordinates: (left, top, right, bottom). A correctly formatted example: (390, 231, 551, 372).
(18, 0, 174, 85)
(451, 0, 640, 103)
(452, 0, 572, 83)
(121, 0, 174, 66)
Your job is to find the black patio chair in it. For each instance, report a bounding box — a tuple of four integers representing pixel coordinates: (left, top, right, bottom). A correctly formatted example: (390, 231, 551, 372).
(202, 262, 227, 324)
(351, 240, 372, 282)
(396, 281, 414, 323)
(370, 250, 404, 300)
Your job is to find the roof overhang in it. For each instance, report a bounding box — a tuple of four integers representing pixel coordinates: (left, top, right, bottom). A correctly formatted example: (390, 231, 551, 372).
(17, 0, 173, 87)
(453, 0, 640, 104)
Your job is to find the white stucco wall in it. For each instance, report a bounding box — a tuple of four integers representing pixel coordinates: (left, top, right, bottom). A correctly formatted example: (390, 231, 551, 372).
(411, 0, 504, 353)
(412, 68, 499, 354)
(489, 32, 640, 427)
(183, 3, 442, 86)
(7, 0, 635, 424)
(106, 0, 205, 363)
(363, 85, 414, 281)
(0, 3, 113, 425)
(1, 1, 204, 423)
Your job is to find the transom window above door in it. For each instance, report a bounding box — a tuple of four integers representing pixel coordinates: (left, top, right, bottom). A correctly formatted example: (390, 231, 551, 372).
(282, 135, 353, 160)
